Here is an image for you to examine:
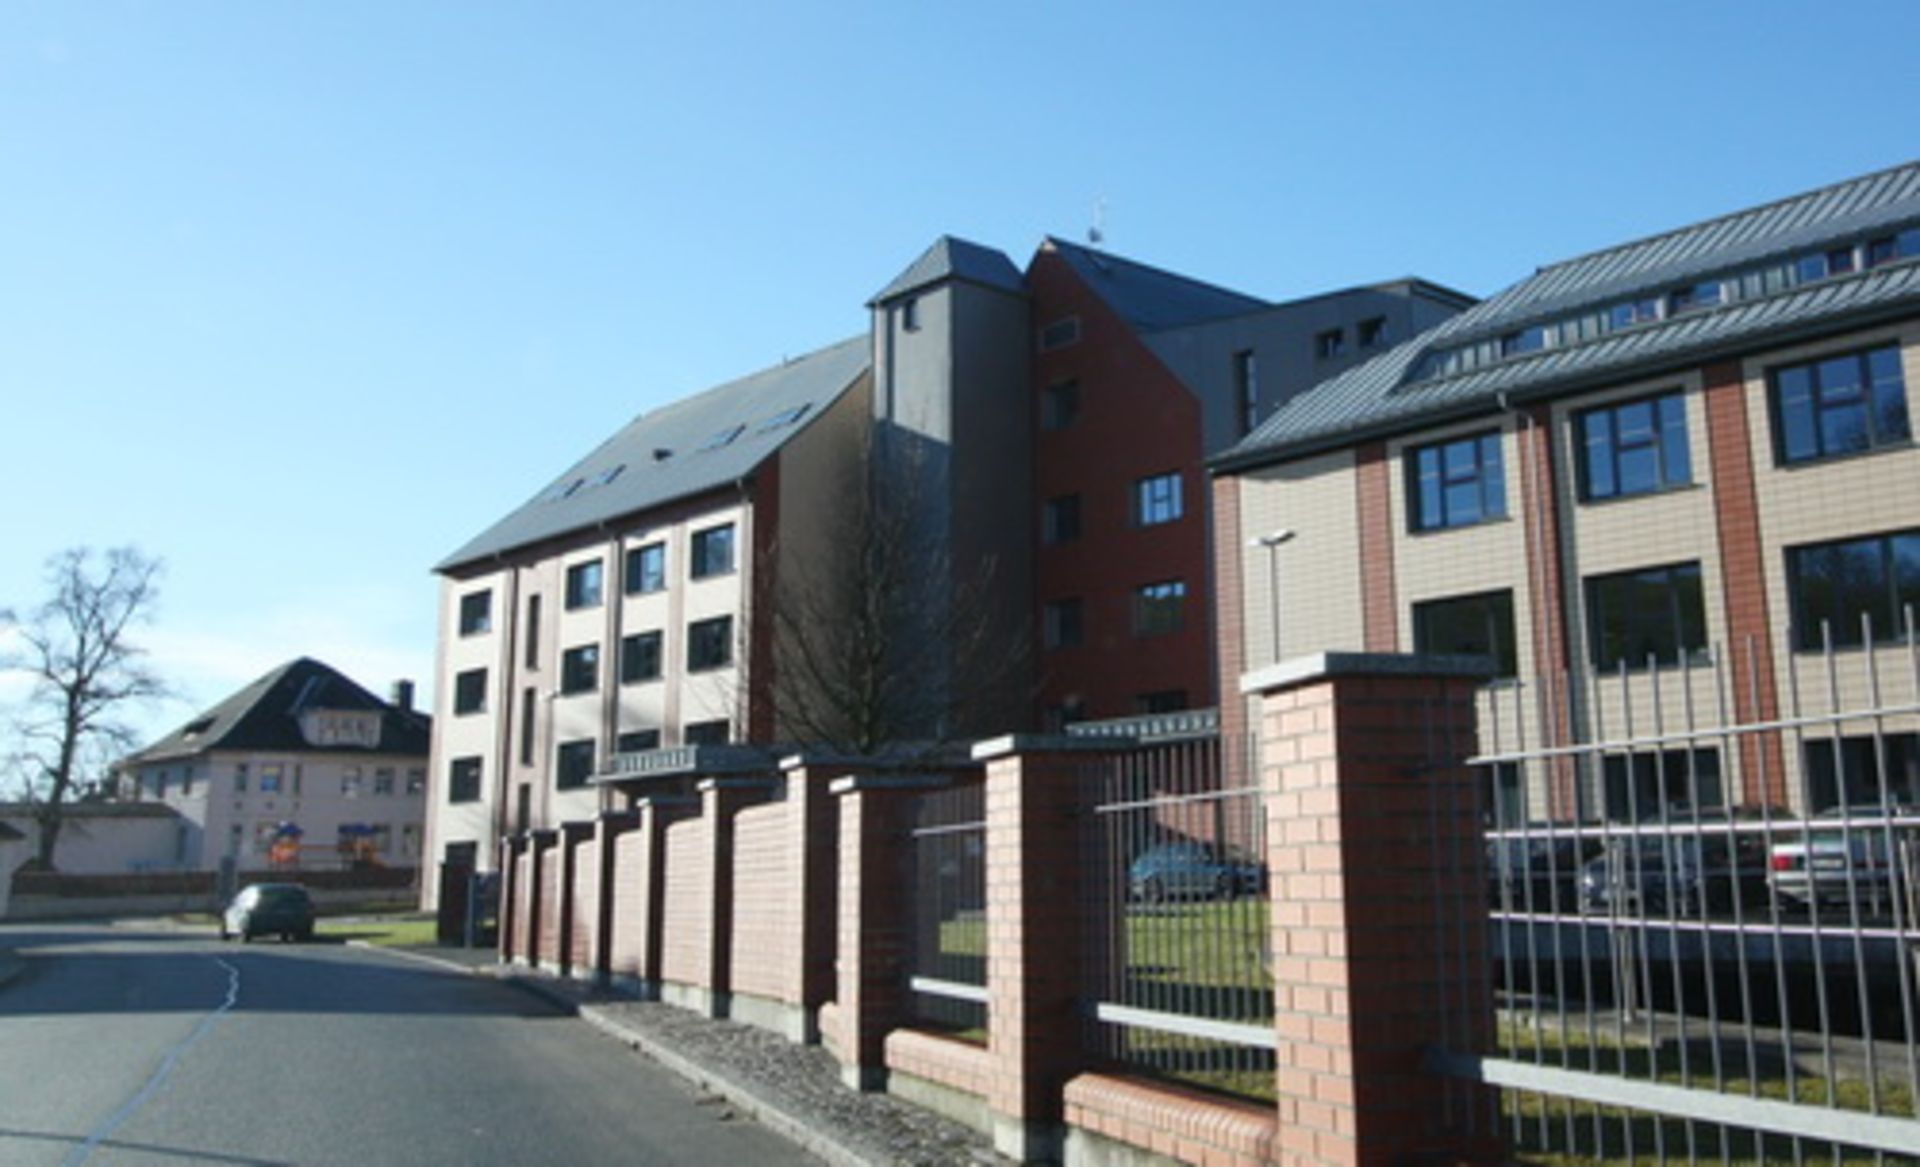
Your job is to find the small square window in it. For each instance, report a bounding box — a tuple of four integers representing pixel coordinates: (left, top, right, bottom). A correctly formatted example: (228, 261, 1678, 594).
(691, 524, 736, 579)
(1314, 328, 1346, 360)
(560, 644, 600, 694)
(458, 590, 492, 636)
(556, 740, 596, 790)
(1039, 316, 1081, 351)
(900, 297, 920, 332)
(1357, 317, 1388, 348)
(1408, 431, 1506, 532)
(453, 668, 488, 715)
(1043, 495, 1082, 545)
(565, 560, 604, 610)
(1133, 580, 1186, 637)
(1133, 471, 1183, 526)
(626, 542, 666, 594)
(688, 615, 733, 671)
(621, 631, 663, 684)
(1042, 381, 1080, 431)
(1413, 589, 1517, 677)
(448, 757, 482, 803)
(1043, 598, 1083, 649)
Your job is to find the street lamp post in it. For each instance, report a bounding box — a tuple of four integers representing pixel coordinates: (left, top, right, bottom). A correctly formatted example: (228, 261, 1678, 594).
(1248, 529, 1296, 665)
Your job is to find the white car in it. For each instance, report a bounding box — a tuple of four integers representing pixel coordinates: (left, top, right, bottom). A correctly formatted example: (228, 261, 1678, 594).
(1767, 805, 1916, 916)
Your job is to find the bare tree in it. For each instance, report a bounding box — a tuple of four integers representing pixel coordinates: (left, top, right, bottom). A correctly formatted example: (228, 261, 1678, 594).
(2, 547, 169, 870)
(767, 451, 1030, 757)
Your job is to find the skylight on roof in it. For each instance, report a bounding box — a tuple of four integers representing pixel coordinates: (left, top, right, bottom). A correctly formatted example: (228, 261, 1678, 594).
(699, 425, 745, 451)
(756, 404, 810, 432)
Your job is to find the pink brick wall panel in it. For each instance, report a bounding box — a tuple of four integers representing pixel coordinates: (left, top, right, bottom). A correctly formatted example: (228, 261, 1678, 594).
(728, 799, 801, 1003)
(660, 817, 713, 989)
(536, 847, 563, 964)
(568, 835, 596, 972)
(608, 829, 651, 979)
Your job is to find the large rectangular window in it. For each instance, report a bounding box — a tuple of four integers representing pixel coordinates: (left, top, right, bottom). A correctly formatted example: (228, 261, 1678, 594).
(448, 757, 482, 803)
(1788, 527, 1920, 649)
(1802, 733, 1920, 811)
(685, 720, 731, 746)
(560, 644, 599, 694)
(1413, 589, 1517, 677)
(687, 615, 733, 671)
(1601, 748, 1723, 821)
(621, 631, 663, 683)
(1409, 432, 1506, 531)
(1577, 391, 1691, 500)
(625, 542, 666, 594)
(616, 729, 662, 754)
(1133, 580, 1186, 637)
(1773, 344, 1909, 464)
(565, 559, 604, 610)
(458, 590, 492, 636)
(453, 668, 488, 715)
(1134, 472, 1183, 526)
(556, 740, 595, 790)
(1586, 562, 1706, 670)
(691, 524, 736, 579)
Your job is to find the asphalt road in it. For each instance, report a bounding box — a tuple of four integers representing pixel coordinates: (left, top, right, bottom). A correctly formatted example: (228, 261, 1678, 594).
(0, 923, 820, 1166)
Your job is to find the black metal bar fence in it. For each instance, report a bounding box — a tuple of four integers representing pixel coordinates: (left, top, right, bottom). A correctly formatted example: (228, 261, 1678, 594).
(907, 777, 988, 1035)
(1443, 611, 1920, 1165)
(1078, 727, 1275, 1100)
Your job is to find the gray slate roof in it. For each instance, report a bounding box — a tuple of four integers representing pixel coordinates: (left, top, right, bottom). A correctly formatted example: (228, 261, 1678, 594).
(126, 658, 431, 765)
(869, 236, 1026, 305)
(0, 802, 179, 820)
(438, 336, 870, 570)
(1218, 161, 1920, 469)
(1044, 237, 1269, 333)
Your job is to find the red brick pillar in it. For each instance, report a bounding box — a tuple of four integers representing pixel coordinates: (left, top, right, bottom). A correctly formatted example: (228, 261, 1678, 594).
(779, 758, 845, 1041)
(588, 810, 638, 987)
(528, 828, 558, 972)
(1243, 652, 1500, 1167)
(829, 772, 949, 1090)
(975, 734, 1110, 1163)
(498, 835, 523, 964)
(609, 794, 695, 997)
(691, 777, 773, 1019)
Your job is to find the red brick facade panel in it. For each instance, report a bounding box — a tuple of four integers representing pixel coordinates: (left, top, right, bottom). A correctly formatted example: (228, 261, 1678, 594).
(660, 816, 714, 989)
(536, 843, 564, 966)
(568, 834, 596, 972)
(607, 828, 652, 980)
(728, 798, 802, 1004)
(1064, 1072, 1277, 1167)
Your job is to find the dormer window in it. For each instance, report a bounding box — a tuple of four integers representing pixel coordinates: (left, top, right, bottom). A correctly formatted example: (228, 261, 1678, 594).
(900, 297, 920, 332)
(699, 425, 744, 451)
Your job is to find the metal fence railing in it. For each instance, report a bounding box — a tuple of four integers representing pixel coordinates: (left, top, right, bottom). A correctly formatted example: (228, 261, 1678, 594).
(1080, 729, 1274, 1101)
(908, 778, 987, 1036)
(1448, 615, 1920, 1164)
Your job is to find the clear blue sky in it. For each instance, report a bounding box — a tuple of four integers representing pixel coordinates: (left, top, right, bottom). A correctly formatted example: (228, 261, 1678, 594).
(3, 1, 1915, 751)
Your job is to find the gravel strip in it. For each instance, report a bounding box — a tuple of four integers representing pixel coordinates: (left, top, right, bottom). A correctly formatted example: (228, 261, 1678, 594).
(507, 974, 1011, 1167)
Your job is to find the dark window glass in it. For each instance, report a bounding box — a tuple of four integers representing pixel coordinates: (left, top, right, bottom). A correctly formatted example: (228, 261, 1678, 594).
(1788, 528, 1920, 649)
(1358, 317, 1388, 348)
(688, 615, 733, 670)
(1043, 495, 1081, 545)
(1234, 350, 1259, 435)
(1802, 733, 1920, 811)
(1601, 749, 1723, 821)
(1135, 690, 1187, 714)
(519, 687, 536, 766)
(1586, 562, 1706, 670)
(1043, 598, 1083, 649)
(1578, 391, 1691, 500)
(1410, 431, 1506, 531)
(1773, 344, 1909, 464)
(685, 720, 730, 747)
(1133, 580, 1186, 637)
(1039, 317, 1081, 352)
(448, 757, 482, 804)
(616, 729, 661, 754)
(560, 645, 599, 694)
(1134, 472, 1183, 526)
(900, 297, 920, 332)
(1500, 326, 1547, 356)
(524, 595, 542, 669)
(1608, 298, 1661, 329)
(453, 668, 487, 715)
(1413, 590, 1517, 677)
(565, 560, 604, 610)
(691, 525, 736, 578)
(1042, 380, 1080, 431)
(626, 543, 666, 594)
(621, 631, 663, 683)
(1314, 328, 1345, 359)
(458, 590, 492, 636)
(556, 740, 595, 790)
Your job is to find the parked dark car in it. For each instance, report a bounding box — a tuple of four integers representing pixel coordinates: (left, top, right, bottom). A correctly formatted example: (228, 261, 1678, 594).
(1128, 842, 1264, 902)
(1578, 816, 1770, 917)
(1487, 829, 1602, 913)
(220, 883, 316, 942)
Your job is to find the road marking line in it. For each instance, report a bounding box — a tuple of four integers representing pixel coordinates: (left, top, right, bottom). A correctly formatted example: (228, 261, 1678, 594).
(64, 956, 242, 1167)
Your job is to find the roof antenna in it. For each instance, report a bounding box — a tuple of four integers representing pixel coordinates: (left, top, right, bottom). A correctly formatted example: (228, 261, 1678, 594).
(1087, 196, 1106, 246)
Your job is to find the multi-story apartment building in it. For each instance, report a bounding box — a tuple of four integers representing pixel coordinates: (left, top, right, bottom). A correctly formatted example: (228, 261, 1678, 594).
(1214, 161, 1920, 820)
(122, 657, 431, 870)
(1025, 238, 1471, 726)
(425, 234, 1470, 896)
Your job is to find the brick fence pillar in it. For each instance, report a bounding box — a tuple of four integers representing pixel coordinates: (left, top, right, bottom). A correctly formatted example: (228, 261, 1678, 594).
(528, 828, 558, 971)
(588, 810, 638, 987)
(687, 777, 774, 1019)
(609, 794, 696, 997)
(974, 735, 1115, 1163)
(828, 772, 950, 1090)
(1242, 651, 1500, 1167)
(775, 757, 846, 1041)
(497, 835, 523, 964)
(554, 820, 594, 979)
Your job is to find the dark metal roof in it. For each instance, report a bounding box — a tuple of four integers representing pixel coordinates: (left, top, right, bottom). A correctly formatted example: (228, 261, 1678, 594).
(1042, 237, 1269, 333)
(126, 658, 432, 764)
(0, 802, 179, 820)
(868, 236, 1026, 305)
(1219, 161, 1920, 469)
(438, 336, 870, 570)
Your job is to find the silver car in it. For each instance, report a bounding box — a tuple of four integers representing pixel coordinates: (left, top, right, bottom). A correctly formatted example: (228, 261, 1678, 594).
(1768, 804, 1917, 915)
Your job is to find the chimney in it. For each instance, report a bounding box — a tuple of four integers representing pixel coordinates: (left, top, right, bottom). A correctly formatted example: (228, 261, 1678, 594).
(390, 680, 415, 713)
